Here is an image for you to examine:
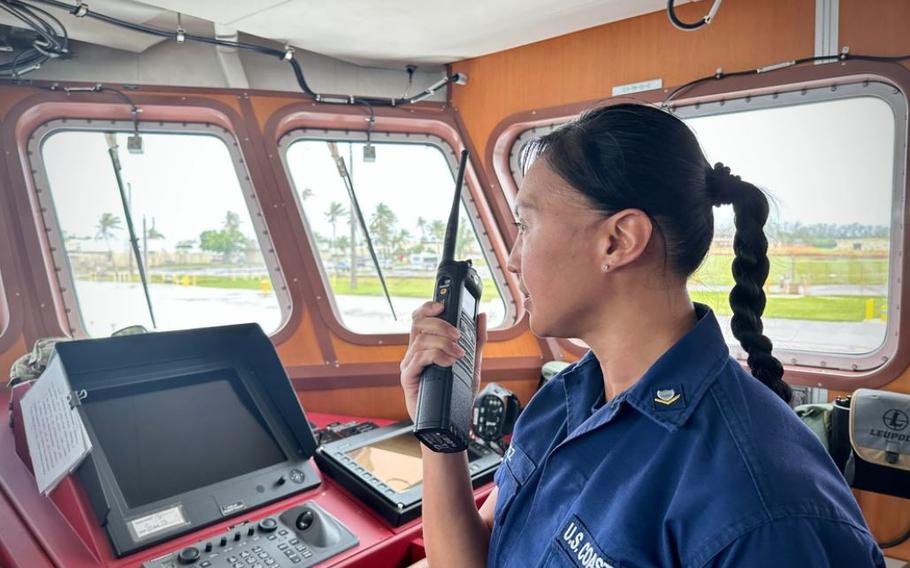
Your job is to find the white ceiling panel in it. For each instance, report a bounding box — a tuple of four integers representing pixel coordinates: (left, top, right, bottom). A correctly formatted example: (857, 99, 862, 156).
(135, 0, 669, 66)
(137, 0, 291, 27)
(0, 0, 170, 53)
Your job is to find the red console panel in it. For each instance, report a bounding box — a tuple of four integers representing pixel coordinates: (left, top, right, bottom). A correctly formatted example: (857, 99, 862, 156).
(0, 389, 492, 568)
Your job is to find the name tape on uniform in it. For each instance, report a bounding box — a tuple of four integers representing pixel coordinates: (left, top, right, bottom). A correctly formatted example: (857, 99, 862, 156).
(557, 515, 617, 568)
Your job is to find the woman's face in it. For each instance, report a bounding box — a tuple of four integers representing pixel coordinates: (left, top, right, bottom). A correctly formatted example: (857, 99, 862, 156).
(507, 160, 610, 338)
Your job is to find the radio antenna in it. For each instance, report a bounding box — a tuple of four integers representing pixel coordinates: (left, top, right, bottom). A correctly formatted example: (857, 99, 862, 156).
(441, 149, 469, 264)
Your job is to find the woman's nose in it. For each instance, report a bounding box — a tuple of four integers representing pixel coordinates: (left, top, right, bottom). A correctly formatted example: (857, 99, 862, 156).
(506, 239, 521, 274)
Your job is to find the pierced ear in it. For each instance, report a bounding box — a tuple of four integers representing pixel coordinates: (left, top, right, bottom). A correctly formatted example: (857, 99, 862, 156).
(602, 209, 653, 269)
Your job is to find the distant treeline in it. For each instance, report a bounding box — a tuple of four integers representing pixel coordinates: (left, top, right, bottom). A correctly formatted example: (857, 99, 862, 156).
(717, 221, 889, 246)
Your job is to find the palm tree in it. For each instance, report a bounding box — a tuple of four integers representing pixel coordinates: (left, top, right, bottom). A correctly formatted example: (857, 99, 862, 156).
(224, 211, 241, 232)
(455, 215, 474, 259)
(416, 216, 428, 244)
(392, 229, 413, 261)
(428, 220, 446, 255)
(96, 212, 122, 262)
(300, 187, 314, 202)
(347, 207, 358, 289)
(324, 201, 347, 255)
(146, 223, 165, 241)
(370, 203, 398, 260)
(142, 217, 165, 277)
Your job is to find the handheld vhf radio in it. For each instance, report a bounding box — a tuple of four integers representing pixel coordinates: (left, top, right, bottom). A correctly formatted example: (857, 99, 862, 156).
(414, 149, 483, 453)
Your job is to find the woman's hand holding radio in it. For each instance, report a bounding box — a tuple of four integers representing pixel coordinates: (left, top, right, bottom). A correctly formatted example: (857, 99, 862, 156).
(400, 301, 487, 422)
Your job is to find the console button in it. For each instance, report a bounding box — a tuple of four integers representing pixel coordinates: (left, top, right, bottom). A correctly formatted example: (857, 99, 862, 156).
(176, 546, 201, 564)
(257, 517, 278, 533)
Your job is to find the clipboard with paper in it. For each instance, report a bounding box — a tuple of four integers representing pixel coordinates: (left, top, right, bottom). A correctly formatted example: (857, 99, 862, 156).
(19, 353, 93, 496)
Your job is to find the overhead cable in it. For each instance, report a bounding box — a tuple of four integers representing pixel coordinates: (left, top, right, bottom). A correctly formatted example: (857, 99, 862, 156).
(19, 0, 465, 106)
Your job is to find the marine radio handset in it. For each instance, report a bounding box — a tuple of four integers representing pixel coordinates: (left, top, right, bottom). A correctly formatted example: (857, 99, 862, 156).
(414, 149, 483, 453)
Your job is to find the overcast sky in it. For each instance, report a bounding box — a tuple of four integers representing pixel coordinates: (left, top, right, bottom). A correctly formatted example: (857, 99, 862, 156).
(41, 94, 895, 258)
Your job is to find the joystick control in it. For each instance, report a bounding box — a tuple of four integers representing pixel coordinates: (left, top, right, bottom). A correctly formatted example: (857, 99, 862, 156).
(295, 510, 315, 531)
(141, 503, 358, 568)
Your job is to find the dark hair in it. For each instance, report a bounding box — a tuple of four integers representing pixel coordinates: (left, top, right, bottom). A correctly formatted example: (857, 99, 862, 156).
(523, 103, 791, 403)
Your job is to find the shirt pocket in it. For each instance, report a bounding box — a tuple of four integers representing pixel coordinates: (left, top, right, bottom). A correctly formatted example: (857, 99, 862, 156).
(493, 442, 536, 524)
(541, 541, 622, 568)
(541, 516, 623, 568)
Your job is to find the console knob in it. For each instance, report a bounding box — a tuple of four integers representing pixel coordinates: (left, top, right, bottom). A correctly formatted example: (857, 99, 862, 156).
(177, 546, 201, 564)
(295, 510, 315, 531)
(233, 531, 241, 541)
(258, 517, 278, 532)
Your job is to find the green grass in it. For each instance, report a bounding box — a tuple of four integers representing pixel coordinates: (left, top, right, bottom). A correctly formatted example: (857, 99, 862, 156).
(326, 275, 499, 298)
(76, 263, 891, 323)
(692, 255, 888, 287)
(691, 291, 886, 322)
(192, 275, 268, 290)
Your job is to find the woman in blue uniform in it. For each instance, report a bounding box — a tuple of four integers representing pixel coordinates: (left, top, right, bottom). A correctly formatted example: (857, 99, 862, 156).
(399, 103, 884, 567)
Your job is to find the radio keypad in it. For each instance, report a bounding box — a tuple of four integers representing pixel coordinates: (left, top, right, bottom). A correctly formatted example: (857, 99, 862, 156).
(454, 310, 477, 380)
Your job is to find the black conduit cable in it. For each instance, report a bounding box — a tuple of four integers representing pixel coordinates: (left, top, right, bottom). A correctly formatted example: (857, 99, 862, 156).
(663, 50, 910, 105)
(878, 523, 910, 549)
(0, 0, 68, 76)
(23, 0, 464, 107)
(667, 0, 724, 31)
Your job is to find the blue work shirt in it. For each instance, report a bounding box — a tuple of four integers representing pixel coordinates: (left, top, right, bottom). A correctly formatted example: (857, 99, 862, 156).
(488, 305, 884, 567)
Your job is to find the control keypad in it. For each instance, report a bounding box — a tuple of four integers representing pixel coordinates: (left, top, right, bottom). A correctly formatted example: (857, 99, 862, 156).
(141, 502, 356, 568)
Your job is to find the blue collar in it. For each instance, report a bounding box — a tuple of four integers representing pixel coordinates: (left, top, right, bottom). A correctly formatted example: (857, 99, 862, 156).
(561, 304, 730, 434)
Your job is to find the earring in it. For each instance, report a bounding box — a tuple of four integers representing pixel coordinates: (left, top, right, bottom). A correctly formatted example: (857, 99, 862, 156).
(602, 263, 610, 273)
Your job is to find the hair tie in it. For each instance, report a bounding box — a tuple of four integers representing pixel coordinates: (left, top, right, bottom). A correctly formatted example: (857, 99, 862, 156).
(705, 162, 740, 206)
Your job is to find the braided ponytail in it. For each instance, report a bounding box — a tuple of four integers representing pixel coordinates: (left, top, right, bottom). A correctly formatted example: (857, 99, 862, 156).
(706, 164, 792, 403)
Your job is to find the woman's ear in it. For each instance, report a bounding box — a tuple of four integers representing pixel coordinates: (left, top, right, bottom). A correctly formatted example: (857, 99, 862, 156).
(600, 209, 653, 270)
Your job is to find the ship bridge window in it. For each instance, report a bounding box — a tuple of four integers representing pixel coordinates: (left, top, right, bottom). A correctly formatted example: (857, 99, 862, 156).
(506, 81, 905, 371)
(282, 132, 510, 335)
(31, 121, 289, 337)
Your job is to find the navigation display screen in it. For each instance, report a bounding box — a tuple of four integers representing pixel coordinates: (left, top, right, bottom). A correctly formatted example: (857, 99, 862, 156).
(345, 432, 482, 492)
(82, 369, 287, 508)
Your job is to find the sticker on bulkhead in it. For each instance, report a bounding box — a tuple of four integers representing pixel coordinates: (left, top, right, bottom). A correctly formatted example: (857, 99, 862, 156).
(557, 515, 618, 568)
(128, 504, 190, 540)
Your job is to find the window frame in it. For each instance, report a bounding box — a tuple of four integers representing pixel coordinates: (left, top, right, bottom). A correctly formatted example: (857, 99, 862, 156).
(278, 128, 516, 340)
(27, 118, 292, 338)
(0, 267, 11, 351)
(488, 61, 910, 389)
